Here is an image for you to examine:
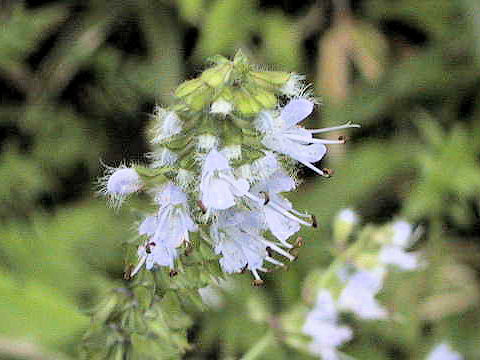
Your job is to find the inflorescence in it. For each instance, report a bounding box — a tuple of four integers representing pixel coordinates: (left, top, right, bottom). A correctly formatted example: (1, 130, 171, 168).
(100, 50, 359, 285)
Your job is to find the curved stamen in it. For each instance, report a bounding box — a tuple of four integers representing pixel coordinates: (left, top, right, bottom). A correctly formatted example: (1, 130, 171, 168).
(285, 133, 346, 144)
(297, 159, 327, 177)
(307, 122, 360, 134)
(266, 256, 285, 267)
(262, 240, 296, 261)
(130, 256, 147, 278)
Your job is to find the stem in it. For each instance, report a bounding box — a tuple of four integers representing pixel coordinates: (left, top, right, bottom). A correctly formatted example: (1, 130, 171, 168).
(241, 332, 275, 360)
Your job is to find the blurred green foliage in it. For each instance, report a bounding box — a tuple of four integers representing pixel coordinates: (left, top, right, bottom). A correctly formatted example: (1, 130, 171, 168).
(1, 0, 480, 359)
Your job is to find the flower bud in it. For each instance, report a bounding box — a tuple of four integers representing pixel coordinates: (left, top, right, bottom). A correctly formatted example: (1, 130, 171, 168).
(333, 208, 359, 246)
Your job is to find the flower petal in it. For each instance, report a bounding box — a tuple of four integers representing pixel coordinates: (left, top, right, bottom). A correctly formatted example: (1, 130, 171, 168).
(280, 99, 314, 127)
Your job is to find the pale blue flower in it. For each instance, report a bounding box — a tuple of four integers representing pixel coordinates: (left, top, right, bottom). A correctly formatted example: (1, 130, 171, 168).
(427, 343, 463, 360)
(106, 167, 141, 195)
(200, 150, 250, 210)
(380, 220, 421, 271)
(256, 99, 359, 176)
(379, 245, 420, 270)
(151, 108, 183, 143)
(251, 170, 304, 244)
(139, 182, 196, 246)
(210, 209, 296, 282)
(338, 269, 388, 319)
(303, 290, 353, 360)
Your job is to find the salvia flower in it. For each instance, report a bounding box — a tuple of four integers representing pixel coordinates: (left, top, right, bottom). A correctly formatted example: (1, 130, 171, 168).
(256, 99, 360, 176)
(303, 290, 353, 360)
(200, 150, 250, 211)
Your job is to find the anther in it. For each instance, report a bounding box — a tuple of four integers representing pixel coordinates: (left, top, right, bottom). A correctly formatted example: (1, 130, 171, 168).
(322, 168, 334, 177)
(260, 191, 270, 205)
(169, 270, 178, 277)
(311, 215, 318, 228)
(338, 135, 347, 143)
(252, 279, 265, 287)
(266, 247, 273, 257)
(146, 242, 155, 254)
(294, 236, 304, 247)
(197, 200, 207, 214)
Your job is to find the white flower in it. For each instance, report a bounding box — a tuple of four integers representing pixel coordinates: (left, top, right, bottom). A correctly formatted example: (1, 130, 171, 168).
(303, 290, 353, 360)
(379, 220, 421, 271)
(338, 269, 388, 320)
(210, 99, 234, 115)
(210, 209, 296, 281)
(106, 168, 141, 195)
(102, 166, 142, 207)
(427, 343, 463, 360)
(256, 99, 359, 176)
(140, 183, 197, 249)
(151, 108, 183, 143)
(392, 220, 413, 247)
(251, 171, 305, 244)
(210, 210, 267, 276)
(200, 150, 250, 210)
(379, 245, 420, 271)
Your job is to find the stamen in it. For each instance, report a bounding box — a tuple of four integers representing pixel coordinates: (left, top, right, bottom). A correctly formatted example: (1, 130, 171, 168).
(311, 215, 318, 228)
(129, 256, 147, 279)
(244, 192, 312, 227)
(297, 159, 328, 177)
(262, 240, 296, 261)
(307, 122, 361, 134)
(169, 269, 178, 277)
(251, 269, 264, 286)
(266, 256, 285, 267)
(285, 133, 346, 144)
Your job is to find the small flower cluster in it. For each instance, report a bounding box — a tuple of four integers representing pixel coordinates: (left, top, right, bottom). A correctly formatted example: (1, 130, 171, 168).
(302, 214, 424, 359)
(101, 51, 358, 284)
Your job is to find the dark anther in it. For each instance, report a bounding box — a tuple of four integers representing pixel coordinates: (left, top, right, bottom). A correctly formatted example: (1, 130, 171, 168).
(146, 242, 156, 254)
(169, 270, 178, 277)
(252, 279, 264, 287)
(240, 264, 248, 273)
(197, 200, 207, 214)
(260, 191, 270, 205)
(311, 215, 318, 228)
(123, 264, 134, 281)
(266, 247, 273, 257)
(322, 168, 334, 177)
(338, 135, 347, 143)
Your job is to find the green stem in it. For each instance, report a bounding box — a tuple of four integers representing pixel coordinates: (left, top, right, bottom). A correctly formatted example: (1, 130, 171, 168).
(240, 332, 275, 360)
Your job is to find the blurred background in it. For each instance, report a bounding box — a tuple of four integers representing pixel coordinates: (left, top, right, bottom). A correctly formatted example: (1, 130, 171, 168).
(1, 0, 480, 359)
